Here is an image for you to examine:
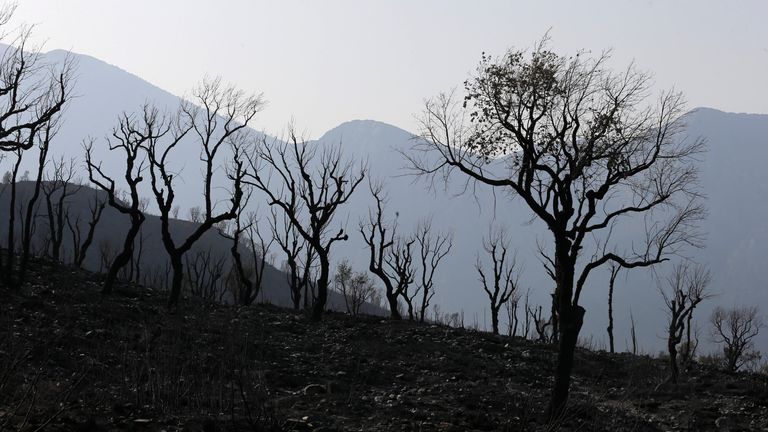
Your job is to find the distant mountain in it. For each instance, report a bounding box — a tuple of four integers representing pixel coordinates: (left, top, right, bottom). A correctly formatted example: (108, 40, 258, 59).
(1, 47, 766, 354)
(318, 110, 768, 355)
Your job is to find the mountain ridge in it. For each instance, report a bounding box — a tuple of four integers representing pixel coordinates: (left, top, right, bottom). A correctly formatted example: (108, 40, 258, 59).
(2, 47, 766, 355)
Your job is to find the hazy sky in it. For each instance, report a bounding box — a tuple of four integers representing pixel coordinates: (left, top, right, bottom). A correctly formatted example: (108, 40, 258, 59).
(13, 0, 768, 136)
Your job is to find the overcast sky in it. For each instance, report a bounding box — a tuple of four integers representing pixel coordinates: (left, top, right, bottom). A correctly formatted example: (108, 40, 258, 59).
(13, 0, 768, 137)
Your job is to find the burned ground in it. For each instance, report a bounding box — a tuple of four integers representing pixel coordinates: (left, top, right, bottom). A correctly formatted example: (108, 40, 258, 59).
(1, 258, 767, 431)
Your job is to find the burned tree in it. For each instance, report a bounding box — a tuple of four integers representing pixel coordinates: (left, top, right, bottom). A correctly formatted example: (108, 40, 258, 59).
(711, 305, 764, 372)
(66, 194, 107, 268)
(0, 12, 72, 154)
(476, 228, 520, 335)
(360, 181, 404, 320)
(246, 132, 365, 321)
(606, 263, 621, 353)
(271, 208, 305, 309)
(660, 261, 710, 383)
(386, 236, 417, 320)
(85, 107, 161, 293)
(408, 42, 704, 416)
(0, 6, 72, 287)
(2, 147, 23, 284)
(41, 157, 81, 262)
(145, 79, 261, 306)
(221, 196, 274, 306)
(19, 121, 57, 281)
(414, 219, 452, 323)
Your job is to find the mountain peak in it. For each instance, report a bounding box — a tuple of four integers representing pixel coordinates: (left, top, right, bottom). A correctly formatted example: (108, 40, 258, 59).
(319, 119, 415, 145)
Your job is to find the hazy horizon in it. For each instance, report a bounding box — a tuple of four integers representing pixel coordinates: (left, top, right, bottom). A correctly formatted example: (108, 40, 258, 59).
(12, 0, 768, 137)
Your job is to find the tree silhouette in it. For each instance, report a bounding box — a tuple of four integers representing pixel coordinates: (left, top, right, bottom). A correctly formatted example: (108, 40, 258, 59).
(408, 41, 704, 417)
(246, 132, 365, 321)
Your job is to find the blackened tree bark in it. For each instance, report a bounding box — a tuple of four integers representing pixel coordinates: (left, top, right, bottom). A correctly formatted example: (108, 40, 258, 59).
(360, 181, 403, 320)
(221, 195, 274, 306)
(66, 194, 106, 268)
(0, 10, 72, 286)
(476, 228, 519, 335)
(41, 157, 81, 262)
(85, 107, 160, 294)
(271, 209, 304, 310)
(19, 122, 56, 282)
(606, 264, 621, 354)
(245, 131, 365, 321)
(407, 41, 704, 418)
(146, 79, 260, 307)
(661, 261, 709, 383)
(710, 305, 764, 373)
(3, 148, 23, 285)
(387, 236, 416, 321)
(414, 219, 452, 323)
(0, 15, 72, 154)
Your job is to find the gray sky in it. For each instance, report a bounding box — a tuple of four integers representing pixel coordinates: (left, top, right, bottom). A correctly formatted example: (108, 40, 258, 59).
(14, 0, 768, 136)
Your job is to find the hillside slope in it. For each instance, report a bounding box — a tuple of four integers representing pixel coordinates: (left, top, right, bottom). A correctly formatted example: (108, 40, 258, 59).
(2, 47, 767, 354)
(1, 258, 767, 431)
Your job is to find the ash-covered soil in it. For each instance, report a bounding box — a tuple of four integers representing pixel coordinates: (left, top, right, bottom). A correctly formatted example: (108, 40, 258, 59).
(1, 258, 767, 431)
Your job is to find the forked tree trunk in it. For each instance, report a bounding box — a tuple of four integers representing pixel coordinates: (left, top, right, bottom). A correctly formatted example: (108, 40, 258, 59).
(103, 217, 144, 294)
(386, 291, 402, 320)
(547, 236, 582, 420)
(668, 337, 680, 383)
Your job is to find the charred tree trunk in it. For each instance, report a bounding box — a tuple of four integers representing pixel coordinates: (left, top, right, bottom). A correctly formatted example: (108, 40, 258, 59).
(547, 237, 580, 420)
(168, 253, 184, 306)
(385, 290, 402, 320)
(4, 150, 23, 286)
(103, 214, 144, 294)
(491, 305, 500, 335)
(607, 265, 620, 354)
(550, 303, 585, 419)
(311, 252, 330, 321)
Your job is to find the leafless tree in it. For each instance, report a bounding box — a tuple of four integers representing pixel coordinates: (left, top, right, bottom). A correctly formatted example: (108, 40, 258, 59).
(188, 206, 202, 224)
(505, 292, 522, 337)
(2, 147, 22, 284)
(66, 194, 107, 268)
(41, 157, 81, 262)
(660, 261, 710, 383)
(0, 8, 73, 287)
(18, 121, 57, 282)
(360, 181, 405, 319)
(0, 16, 72, 154)
(185, 248, 228, 302)
(527, 303, 553, 343)
(606, 263, 621, 353)
(271, 208, 305, 309)
(145, 79, 261, 307)
(349, 273, 377, 316)
(334, 259, 354, 312)
(629, 311, 639, 355)
(221, 196, 274, 306)
(386, 235, 417, 320)
(97, 238, 115, 274)
(85, 107, 163, 293)
(407, 41, 704, 416)
(334, 260, 378, 316)
(711, 305, 764, 372)
(245, 131, 365, 321)
(476, 227, 520, 335)
(414, 219, 452, 323)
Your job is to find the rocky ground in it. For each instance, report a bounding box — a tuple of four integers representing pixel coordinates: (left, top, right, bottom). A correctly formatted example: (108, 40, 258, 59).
(1, 258, 767, 431)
